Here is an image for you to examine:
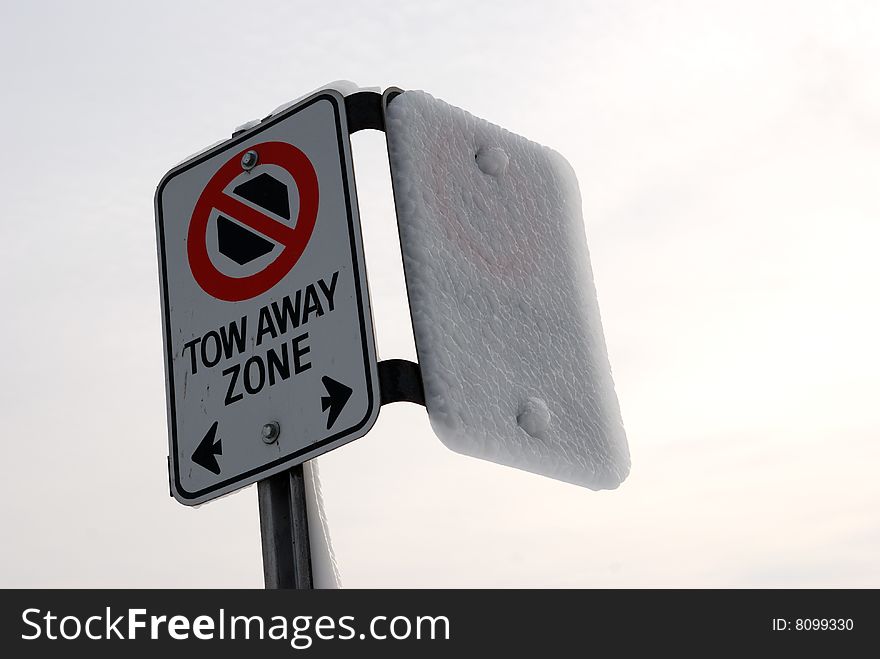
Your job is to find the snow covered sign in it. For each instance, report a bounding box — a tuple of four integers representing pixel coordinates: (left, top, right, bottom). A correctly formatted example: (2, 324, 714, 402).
(155, 90, 379, 505)
(385, 91, 630, 490)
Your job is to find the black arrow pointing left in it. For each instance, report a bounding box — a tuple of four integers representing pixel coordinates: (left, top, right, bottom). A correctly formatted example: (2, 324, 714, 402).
(192, 421, 223, 475)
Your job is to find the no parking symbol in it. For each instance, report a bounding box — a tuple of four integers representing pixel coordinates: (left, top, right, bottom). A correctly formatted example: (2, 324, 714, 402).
(187, 141, 319, 302)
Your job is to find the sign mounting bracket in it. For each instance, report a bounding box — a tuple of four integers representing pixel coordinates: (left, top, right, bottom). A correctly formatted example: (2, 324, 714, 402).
(343, 87, 426, 407)
(344, 91, 385, 133)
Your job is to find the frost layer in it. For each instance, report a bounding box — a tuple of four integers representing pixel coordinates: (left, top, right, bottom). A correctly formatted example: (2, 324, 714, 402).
(304, 460, 341, 588)
(386, 91, 630, 490)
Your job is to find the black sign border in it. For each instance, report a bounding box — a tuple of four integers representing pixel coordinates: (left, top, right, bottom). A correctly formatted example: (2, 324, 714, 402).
(155, 92, 377, 503)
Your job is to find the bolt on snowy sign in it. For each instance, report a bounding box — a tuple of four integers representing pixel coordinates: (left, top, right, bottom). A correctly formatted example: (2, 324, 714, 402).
(155, 91, 378, 505)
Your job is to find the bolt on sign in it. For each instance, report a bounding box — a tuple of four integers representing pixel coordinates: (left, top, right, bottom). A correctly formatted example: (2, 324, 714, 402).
(155, 90, 379, 505)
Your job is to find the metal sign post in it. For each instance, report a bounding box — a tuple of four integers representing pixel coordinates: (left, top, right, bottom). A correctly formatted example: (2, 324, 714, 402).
(255, 360, 425, 590)
(258, 465, 313, 590)
(155, 85, 426, 589)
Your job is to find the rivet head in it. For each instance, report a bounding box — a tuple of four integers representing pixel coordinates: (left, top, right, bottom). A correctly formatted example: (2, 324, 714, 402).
(516, 398, 551, 438)
(241, 150, 259, 171)
(475, 146, 509, 176)
(261, 421, 280, 444)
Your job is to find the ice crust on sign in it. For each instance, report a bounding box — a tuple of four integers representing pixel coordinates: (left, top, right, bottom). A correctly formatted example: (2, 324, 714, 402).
(228, 81, 377, 142)
(268, 80, 373, 118)
(303, 460, 341, 588)
(385, 91, 630, 489)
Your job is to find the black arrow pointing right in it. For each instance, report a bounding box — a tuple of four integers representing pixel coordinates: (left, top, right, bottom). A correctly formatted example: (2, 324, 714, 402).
(192, 421, 223, 475)
(321, 376, 353, 430)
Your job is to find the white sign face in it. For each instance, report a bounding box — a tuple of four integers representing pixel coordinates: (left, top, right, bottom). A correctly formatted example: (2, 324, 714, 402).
(156, 90, 379, 505)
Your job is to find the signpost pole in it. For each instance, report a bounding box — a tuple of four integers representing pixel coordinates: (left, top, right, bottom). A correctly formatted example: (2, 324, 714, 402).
(258, 465, 313, 589)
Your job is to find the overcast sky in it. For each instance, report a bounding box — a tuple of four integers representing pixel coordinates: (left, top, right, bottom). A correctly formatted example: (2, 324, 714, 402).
(1, 0, 878, 587)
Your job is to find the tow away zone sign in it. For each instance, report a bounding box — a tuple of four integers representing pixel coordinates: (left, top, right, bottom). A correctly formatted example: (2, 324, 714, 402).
(155, 91, 379, 505)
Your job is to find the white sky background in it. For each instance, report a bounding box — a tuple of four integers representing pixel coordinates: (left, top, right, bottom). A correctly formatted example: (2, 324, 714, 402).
(1, 0, 878, 587)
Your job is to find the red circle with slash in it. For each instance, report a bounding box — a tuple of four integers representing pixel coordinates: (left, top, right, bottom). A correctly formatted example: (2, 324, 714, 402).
(187, 141, 319, 302)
